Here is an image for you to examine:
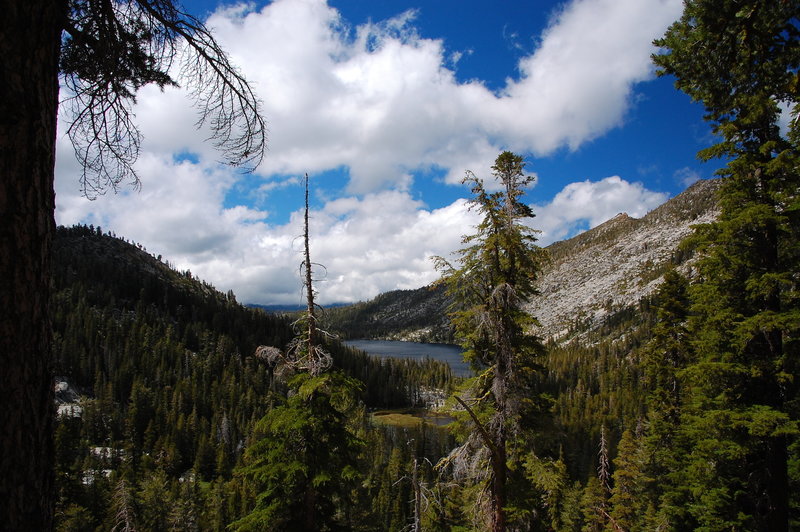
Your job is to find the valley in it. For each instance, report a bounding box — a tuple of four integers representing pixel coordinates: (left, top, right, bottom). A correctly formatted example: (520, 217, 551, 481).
(49, 170, 800, 530)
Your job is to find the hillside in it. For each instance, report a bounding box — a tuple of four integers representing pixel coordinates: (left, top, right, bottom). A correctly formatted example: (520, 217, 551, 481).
(329, 178, 720, 343)
(53, 225, 452, 409)
(325, 283, 453, 342)
(529, 177, 720, 340)
(51, 225, 457, 530)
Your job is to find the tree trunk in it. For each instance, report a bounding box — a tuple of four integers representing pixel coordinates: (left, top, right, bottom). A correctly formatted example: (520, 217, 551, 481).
(412, 456, 422, 532)
(760, 217, 789, 532)
(0, 0, 62, 529)
(491, 440, 507, 532)
(303, 174, 316, 360)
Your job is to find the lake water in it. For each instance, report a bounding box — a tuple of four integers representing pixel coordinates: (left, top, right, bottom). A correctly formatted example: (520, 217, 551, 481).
(344, 339, 471, 378)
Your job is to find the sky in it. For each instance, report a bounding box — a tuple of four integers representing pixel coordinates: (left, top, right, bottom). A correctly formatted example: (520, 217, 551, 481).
(54, 0, 722, 306)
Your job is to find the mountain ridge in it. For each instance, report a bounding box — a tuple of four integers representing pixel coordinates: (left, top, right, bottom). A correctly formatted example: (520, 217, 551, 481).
(327, 178, 721, 342)
(530, 177, 720, 341)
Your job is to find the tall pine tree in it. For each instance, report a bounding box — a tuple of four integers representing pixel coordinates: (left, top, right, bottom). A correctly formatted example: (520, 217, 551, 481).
(654, 1, 800, 529)
(435, 151, 548, 531)
(233, 175, 362, 531)
(641, 270, 695, 529)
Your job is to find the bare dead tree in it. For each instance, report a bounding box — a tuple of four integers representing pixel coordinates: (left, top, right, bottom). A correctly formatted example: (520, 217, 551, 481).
(393, 441, 435, 532)
(598, 425, 611, 494)
(284, 173, 334, 375)
(256, 174, 333, 376)
(61, 0, 267, 198)
(111, 479, 137, 532)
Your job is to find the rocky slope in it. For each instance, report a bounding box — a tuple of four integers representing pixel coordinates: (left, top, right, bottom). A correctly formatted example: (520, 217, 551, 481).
(529, 178, 720, 341)
(330, 179, 721, 342)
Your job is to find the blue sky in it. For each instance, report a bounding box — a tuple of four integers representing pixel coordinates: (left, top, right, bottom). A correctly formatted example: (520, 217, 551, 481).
(54, 0, 721, 305)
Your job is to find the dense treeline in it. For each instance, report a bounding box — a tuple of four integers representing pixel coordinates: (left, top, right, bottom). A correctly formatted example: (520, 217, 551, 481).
(544, 300, 656, 482)
(51, 224, 455, 530)
(50, 223, 677, 531)
(325, 284, 455, 343)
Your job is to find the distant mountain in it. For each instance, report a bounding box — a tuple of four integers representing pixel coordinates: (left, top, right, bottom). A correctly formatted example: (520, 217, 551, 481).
(327, 178, 721, 343)
(248, 303, 306, 313)
(528, 177, 720, 341)
(325, 283, 454, 342)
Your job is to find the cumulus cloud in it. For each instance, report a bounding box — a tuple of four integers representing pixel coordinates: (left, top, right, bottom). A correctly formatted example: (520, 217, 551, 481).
(533, 176, 668, 245)
(103, 0, 682, 193)
(493, 0, 682, 154)
(57, 159, 666, 305)
(54, 0, 682, 305)
(57, 161, 478, 304)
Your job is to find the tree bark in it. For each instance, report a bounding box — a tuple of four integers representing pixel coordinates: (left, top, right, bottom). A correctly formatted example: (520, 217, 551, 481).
(760, 216, 789, 532)
(491, 439, 507, 532)
(303, 174, 316, 360)
(0, 0, 63, 529)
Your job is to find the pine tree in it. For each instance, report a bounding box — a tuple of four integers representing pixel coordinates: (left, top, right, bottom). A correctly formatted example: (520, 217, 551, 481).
(654, 2, 800, 529)
(579, 475, 606, 532)
(641, 270, 695, 529)
(232, 174, 362, 531)
(608, 429, 646, 532)
(435, 151, 548, 531)
(136, 470, 171, 532)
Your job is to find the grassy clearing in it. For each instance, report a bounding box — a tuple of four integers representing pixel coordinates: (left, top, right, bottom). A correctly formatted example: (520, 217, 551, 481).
(370, 409, 454, 429)
(371, 412, 425, 429)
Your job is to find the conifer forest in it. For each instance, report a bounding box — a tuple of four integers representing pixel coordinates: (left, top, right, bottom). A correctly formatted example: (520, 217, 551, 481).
(1, 0, 798, 531)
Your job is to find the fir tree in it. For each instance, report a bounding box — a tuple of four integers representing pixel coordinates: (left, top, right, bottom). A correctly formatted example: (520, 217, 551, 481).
(231, 372, 363, 532)
(608, 429, 646, 532)
(136, 470, 171, 532)
(641, 270, 695, 529)
(579, 475, 606, 532)
(654, 1, 800, 529)
(434, 151, 548, 531)
(232, 174, 363, 531)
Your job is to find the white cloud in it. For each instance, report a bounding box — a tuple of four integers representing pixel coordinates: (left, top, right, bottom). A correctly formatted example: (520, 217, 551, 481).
(673, 166, 701, 187)
(109, 0, 681, 193)
(54, 0, 682, 305)
(533, 176, 668, 245)
(494, 0, 683, 154)
(57, 159, 667, 305)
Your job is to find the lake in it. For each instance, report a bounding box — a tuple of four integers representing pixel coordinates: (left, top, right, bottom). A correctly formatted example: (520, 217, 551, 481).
(344, 339, 471, 378)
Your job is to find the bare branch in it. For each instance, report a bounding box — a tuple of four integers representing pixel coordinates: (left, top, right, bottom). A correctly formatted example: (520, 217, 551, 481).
(454, 395, 498, 457)
(60, 0, 266, 198)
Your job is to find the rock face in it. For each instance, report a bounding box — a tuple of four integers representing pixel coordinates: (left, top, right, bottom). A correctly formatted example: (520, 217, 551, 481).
(54, 377, 83, 418)
(528, 178, 720, 341)
(329, 179, 721, 343)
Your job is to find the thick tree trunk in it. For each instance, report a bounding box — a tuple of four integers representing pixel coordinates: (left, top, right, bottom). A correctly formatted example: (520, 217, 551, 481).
(0, 0, 62, 529)
(491, 441, 507, 532)
(760, 218, 789, 532)
(764, 435, 789, 532)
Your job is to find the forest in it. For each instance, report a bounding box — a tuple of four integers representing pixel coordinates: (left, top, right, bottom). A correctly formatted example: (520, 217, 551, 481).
(52, 223, 457, 530)
(50, 136, 799, 531)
